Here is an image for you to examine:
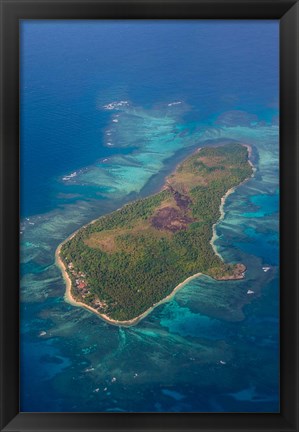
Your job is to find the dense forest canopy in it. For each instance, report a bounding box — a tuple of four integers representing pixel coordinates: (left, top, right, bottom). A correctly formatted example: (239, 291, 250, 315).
(60, 143, 252, 321)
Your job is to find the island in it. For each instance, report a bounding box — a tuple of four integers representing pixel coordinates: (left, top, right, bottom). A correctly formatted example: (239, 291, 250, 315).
(56, 143, 253, 326)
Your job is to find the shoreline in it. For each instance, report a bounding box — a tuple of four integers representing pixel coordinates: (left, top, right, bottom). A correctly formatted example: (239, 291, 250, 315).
(55, 143, 254, 327)
(56, 241, 204, 327)
(210, 143, 255, 261)
(210, 186, 236, 261)
(56, 241, 245, 326)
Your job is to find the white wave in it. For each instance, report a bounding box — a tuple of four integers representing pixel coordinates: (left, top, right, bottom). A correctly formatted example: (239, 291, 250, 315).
(62, 171, 77, 181)
(167, 101, 182, 107)
(103, 100, 129, 110)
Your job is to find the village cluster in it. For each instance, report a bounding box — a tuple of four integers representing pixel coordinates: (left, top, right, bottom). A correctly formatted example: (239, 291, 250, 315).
(66, 261, 107, 311)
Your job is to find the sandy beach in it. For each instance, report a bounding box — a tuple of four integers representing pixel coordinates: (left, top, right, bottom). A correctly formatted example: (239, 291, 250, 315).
(210, 186, 237, 261)
(56, 241, 203, 326)
(210, 144, 255, 260)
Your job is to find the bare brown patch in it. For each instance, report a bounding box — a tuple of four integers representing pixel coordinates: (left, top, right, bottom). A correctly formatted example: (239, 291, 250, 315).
(167, 172, 207, 193)
(84, 229, 123, 252)
(151, 206, 194, 232)
(199, 156, 225, 167)
(84, 222, 172, 253)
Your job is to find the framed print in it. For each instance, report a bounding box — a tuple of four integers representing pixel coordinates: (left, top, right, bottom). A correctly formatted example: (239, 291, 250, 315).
(0, 1, 298, 431)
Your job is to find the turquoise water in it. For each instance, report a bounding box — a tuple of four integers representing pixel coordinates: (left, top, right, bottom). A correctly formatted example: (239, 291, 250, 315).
(20, 20, 279, 412)
(242, 193, 279, 218)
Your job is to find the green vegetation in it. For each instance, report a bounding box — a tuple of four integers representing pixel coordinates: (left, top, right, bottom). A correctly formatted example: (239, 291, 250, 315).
(60, 143, 252, 321)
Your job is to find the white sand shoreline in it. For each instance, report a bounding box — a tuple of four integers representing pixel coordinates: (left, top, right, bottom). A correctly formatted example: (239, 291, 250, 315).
(55, 242, 203, 326)
(209, 144, 255, 261)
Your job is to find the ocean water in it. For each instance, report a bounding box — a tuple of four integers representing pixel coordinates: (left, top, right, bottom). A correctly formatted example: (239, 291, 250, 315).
(20, 20, 279, 412)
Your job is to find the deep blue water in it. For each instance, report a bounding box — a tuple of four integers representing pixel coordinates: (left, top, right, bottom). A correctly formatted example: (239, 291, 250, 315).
(20, 20, 279, 412)
(20, 20, 278, 217)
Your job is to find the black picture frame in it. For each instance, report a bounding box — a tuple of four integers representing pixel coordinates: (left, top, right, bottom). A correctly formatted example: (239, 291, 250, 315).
(0, 1, 298, 431)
